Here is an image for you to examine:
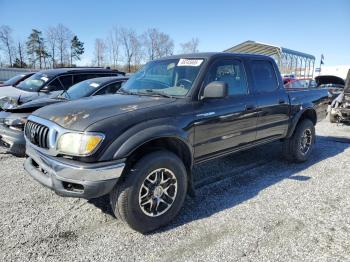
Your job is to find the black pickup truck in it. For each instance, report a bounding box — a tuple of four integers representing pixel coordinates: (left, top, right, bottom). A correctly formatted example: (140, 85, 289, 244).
(24, 53, 329, 233)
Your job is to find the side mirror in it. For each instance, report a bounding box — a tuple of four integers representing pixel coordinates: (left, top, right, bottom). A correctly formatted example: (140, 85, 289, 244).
(202, 81, 228, 99)
(41, 86, 50, 93)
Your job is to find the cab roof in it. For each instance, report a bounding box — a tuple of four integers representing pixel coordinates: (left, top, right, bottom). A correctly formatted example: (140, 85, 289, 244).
(158, 52, 273, 61)
(38, 67, 125, 77)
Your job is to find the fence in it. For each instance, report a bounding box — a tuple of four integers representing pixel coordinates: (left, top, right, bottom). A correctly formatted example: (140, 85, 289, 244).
(0, 68, 38, 82)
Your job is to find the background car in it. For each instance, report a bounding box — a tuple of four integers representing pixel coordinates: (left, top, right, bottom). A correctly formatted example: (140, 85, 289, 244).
(0, 72, 35, 87)
(315, 75, 345, 98)
(0, 76, 128, 156)
(284, 78, 317, 89)
(0, 68, 125, 109)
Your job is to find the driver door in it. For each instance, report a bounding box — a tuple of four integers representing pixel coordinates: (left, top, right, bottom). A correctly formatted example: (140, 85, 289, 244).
(194, 58, 258, 159)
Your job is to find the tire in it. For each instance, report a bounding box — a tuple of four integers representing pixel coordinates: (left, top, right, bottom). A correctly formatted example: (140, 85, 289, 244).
(283, 119, 315, 163)
(110, 151, 187, 233)
(329, 113, 337, 123)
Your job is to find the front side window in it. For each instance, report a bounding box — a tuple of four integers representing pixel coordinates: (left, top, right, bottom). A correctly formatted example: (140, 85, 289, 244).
(16, 73, 51, 92)
(250, 60, 278, 92)
(121, 58, 204, 97)
(205, 59, 248, 96)
(95, 82, 123, 95)
(46, 78, 63, 91)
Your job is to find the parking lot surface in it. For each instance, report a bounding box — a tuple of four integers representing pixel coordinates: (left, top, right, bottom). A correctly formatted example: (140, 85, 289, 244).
(0, 120, 349, 262)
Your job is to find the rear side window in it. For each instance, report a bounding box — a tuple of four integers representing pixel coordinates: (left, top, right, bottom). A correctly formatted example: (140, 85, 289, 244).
(73, 74, 98, 84)
(59, 75, 73, 89)
(250, 60, 278, 92)
(205, 59, 248, 96)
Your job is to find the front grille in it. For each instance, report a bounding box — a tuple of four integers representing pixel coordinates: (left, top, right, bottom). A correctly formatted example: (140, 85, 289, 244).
(25, 120, 50, 149)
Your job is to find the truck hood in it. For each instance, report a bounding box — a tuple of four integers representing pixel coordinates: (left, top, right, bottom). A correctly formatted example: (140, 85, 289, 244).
(33, 94, 175, 130)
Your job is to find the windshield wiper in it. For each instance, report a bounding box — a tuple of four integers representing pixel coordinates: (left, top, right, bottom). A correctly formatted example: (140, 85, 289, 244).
(142, 89, 173, 98)
(116, 88, 137, 95)
(57, 90, 70, 100)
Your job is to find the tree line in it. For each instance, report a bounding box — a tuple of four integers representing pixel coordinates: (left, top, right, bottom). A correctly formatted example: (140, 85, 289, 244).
(0, 24, 84, 69)
(0, 24, 199, 72)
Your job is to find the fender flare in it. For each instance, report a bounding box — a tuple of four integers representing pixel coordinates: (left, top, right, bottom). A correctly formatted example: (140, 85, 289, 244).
(100, 124, 194, 166)
(286, 106, 317, 138)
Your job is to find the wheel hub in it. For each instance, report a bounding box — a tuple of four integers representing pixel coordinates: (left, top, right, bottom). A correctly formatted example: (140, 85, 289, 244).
(153, 186, 164, 198)
(138, 168, 178, 217)
(300, 128, 312, 155)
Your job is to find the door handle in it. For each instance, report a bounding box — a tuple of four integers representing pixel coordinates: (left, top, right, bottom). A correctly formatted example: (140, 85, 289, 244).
(278, 99, 286, 104)
(245, 104, 256, 111)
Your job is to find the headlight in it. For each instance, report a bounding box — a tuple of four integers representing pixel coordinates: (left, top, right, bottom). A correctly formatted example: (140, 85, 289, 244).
(57, 132, 104, 156)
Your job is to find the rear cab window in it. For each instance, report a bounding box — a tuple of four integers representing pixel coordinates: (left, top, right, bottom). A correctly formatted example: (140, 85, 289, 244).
(250, 60, 279, 92)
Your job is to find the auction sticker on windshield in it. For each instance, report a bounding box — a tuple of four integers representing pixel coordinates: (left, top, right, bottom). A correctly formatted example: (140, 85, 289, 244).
(89, 83, 100, 88)
(178, 59, 203, 67)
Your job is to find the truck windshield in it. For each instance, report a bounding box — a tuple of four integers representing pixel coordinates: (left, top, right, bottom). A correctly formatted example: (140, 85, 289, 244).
(120, 58, 204, 97)
(16, 73, 50, 92)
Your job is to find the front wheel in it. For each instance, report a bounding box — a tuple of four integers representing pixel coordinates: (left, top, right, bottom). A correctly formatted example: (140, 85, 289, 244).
(283, 119, 315, 162)
(110, 151, 187, 233)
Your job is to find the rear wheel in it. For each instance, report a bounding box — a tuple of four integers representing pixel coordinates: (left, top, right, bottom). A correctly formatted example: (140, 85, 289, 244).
(283, 119, 315, 162)
(110, 151, 187, 233)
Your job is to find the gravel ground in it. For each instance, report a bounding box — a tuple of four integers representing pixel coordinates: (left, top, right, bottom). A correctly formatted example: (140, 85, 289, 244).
(0, 120, 349, 262)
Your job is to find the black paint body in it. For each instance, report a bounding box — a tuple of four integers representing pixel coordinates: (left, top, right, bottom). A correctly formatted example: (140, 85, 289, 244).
(31, 53, 329, 166)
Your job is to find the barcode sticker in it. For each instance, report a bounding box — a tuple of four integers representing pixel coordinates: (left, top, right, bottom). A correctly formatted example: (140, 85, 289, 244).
(178, 59, 203, 67)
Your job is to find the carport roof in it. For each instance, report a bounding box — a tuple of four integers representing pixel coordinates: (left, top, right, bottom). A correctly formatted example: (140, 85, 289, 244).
(224, 40, 315, 60)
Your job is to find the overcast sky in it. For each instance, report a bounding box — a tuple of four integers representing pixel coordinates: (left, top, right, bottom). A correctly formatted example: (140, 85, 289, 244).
(1, 0, 349, 66)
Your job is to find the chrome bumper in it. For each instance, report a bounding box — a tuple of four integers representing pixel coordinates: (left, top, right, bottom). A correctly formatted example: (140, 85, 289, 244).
(24, 145, 126, 199)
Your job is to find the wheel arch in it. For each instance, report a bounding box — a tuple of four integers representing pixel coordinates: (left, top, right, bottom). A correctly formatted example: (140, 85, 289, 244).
(108, 125, 195, 195)
(286, 107, 317, 138)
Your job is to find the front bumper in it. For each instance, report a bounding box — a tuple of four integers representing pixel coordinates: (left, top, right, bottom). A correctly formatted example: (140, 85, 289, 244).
(24, 145, 126, 199)
(0, 123, 25, 156)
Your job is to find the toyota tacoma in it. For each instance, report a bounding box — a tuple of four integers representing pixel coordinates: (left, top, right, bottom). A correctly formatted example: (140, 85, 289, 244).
(24, 53, 330, 233)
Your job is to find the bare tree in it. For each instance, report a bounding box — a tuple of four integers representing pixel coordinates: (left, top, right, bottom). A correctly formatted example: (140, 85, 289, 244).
(17, 41, 26, 68)
(55, 24, 72, 66)
(143, 28, 174, 60)
(94, 38, 106, 67)
(131, 34, 144, 71)
(46, 26, 58, 68)
(180, 38, 200, 54)
(0, 25, 15, 66)
(106, 26, 121, 69)
(120, 28, 137, 73)
(156, 32, 174, 57)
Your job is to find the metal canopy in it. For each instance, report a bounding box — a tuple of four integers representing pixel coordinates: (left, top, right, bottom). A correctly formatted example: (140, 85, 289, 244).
(224, 40, 316, 78)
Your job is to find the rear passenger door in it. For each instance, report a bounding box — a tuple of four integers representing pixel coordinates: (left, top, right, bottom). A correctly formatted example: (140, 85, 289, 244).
(194, 58, 258, 158)
(248, 59, 290, 141)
